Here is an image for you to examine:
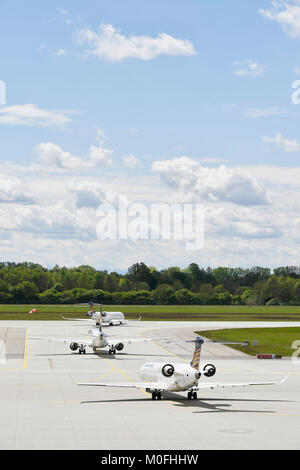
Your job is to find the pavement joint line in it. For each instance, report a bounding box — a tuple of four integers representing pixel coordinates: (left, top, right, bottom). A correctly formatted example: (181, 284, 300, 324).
(0, 327, 28, 372)
(22, 328, 28, 370)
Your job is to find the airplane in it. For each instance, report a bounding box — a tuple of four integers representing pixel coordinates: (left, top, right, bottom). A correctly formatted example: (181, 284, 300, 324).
(60, 302, 127, 327)
(78, 336, 290, 400)
(31, 306, 161, 355)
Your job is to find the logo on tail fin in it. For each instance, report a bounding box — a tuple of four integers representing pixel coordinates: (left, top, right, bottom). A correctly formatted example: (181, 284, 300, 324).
(89, 301, 95, 314)
(190, 336, 204, 370)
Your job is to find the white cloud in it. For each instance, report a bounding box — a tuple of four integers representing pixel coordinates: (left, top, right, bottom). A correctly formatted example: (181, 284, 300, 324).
(57, 7, 72, 25)
(245, 164, 300, 186)
(244, 107, 286, 118)
(0, 104, 73, 127)
(34, 139, 113, 171)
(152, 157, 269, 206)
(88, 129, 113, 166)
(122, 154, 139, 169)
(220, 221, 283, 239)
(6, 203, 92, 239)
(259, 1, 300, 38)
(69, 180, 118, 209)
(1, 164, 300, 268)
(96, 128, 106, 141)
(54, 48, 67, 57)
(34, 142, 87, 170)
(233, 60, 266, 77)
(89, 142, 113, 166)
(262, 132, 299, 152)
(0, 174, 34, 204)
(74, 23, 196, 62)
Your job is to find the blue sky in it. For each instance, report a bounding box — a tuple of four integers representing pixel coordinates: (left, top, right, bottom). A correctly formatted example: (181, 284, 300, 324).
(1, 0, 300, 270)
(1, 0, 298, 166)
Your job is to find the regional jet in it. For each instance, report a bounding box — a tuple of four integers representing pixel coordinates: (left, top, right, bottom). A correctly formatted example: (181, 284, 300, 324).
(60, 302, 127, 327)
(78, 336, 289, 400)
(31, 309, 161, 355)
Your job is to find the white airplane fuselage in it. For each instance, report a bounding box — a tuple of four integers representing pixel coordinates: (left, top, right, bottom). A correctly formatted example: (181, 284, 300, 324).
(91, 311, 126, 326)
(84, 330, 124, 352)
(90, 334, 109, 349)
(140, 362, 200, 392)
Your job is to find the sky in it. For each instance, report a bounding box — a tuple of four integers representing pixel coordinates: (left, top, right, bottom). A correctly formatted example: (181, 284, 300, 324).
(1, 0, 300, 271)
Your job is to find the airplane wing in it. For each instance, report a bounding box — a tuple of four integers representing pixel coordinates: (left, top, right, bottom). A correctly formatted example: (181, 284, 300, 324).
(78, 375, 290, 392)
(60, 315, 93, 323)
(29, 336, 92, 347)
(195, 374, 290, 391)
(108, 337, 166, 345)
(78, 381, 167, 390)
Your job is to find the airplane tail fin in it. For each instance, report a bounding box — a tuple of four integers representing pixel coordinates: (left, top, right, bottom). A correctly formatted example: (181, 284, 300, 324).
(89, 301, 95, 314)
(99, 305, 103, 335)
(87, 301, 96, 318)
(190, 336, 204, 370)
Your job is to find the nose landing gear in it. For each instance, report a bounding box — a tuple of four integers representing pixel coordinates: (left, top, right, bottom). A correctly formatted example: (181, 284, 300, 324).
(187, 391, 197, 400)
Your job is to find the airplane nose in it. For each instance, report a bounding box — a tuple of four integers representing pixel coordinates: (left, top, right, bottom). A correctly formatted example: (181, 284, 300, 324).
(195, 371, 201, 379)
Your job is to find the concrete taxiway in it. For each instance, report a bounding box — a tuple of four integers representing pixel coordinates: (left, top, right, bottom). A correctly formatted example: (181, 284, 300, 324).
(0, 320, 299, 450)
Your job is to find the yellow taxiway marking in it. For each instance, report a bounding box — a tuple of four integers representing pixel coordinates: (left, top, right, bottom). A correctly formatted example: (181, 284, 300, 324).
(95, 364, 118, 380)
(149, 337, 188, 364)
(136, 330, 188, 363)
(95, 352, 150, 397)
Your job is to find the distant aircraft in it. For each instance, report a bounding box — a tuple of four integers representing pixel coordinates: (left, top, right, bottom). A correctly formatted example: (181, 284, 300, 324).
(78, 336, 290, 400)
(32, 306, 160, 355)
(60, 302, 126, 327)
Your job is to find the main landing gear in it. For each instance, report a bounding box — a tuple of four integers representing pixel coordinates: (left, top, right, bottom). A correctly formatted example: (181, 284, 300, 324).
(187, 391, 197, 400)
(78, 346, 86, 355)
(109, 348, 116, 355)
(151, 391, 162, 400)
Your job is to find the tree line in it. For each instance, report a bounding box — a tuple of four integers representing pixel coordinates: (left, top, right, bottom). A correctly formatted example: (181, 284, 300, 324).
(0, 262, 300, 305)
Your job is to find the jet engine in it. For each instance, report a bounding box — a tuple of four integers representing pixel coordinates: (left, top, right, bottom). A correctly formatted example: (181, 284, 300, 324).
(115, 343, 124, 351)
(162, 364, 175, 377)
(70, 342, 79, 351)
(202, 363, 216, 377)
